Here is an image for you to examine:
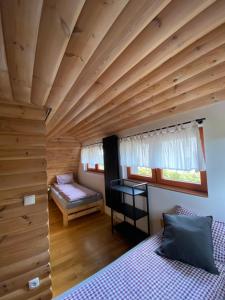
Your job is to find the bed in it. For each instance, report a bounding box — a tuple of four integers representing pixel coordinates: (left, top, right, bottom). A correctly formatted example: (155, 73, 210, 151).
(55, 233, 225, 300)
(50, 181, 104, 226)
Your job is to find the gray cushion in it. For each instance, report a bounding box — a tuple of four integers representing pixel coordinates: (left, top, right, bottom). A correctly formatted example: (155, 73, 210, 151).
(156, 214, 219, 275)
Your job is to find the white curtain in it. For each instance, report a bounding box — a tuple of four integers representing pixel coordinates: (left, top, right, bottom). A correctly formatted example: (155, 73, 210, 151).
(120, 122, 206, 171)
(81, 143, 103, 167)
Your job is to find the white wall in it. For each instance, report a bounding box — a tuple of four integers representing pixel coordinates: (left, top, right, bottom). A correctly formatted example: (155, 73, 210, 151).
(78, 102, 225, 234)
(78, 164, 106, 203)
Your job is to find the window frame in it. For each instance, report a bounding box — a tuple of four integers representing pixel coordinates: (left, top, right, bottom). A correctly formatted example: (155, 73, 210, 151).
(87, 163, 104, 174)
(127, 167, 156, 183)
(155, 168, 207, 193)
(127, 127, 207, 194)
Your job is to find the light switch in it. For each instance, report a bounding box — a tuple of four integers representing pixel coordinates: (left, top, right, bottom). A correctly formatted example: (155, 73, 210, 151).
(24, 195, 35, 206)
(28, 277, 40, 289)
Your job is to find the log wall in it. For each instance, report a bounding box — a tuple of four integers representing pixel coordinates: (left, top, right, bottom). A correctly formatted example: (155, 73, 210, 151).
(46, 137, 81, 184)
(0, 102, 52, 300)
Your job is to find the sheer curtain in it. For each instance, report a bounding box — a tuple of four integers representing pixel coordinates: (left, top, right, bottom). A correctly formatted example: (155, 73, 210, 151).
(81, 143, 103, 170)
(120, 121, 206, 171)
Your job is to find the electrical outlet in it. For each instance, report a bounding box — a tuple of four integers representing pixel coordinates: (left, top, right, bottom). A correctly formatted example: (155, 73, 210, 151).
(24, 195, 35, 206)
(28, 277, 40, 290)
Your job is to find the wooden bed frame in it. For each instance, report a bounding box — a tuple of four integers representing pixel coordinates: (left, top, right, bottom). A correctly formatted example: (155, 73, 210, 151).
(50, 190, 104, 226)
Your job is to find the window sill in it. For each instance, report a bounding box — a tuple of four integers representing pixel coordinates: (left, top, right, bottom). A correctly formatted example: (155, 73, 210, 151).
(127, 178, 208, 198)
(86, 170, 104, 175)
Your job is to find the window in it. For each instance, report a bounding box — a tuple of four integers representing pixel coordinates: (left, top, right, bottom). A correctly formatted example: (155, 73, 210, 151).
(128, 167, 207, 194)
(161, 169, 201, 184)
(127, 128, 207, 195)
(87, 163, 104, 173)
(156, 168, 207, 193)
(127, 167, 156, 183)
(81, 143, 104, 172)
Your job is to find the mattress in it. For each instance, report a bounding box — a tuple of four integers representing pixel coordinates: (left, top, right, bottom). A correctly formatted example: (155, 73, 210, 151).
(51, 183, 102, 209)
(55, 234, 225, 300)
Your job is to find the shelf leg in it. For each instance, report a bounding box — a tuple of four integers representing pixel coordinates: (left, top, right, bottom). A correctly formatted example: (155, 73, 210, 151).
(146, 185, 150, 235)
(122, 192, 126, 222)
(132, 192, 136, 228)
(111, 207, 114, 234)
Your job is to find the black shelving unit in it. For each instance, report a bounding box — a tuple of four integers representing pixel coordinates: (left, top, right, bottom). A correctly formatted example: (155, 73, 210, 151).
(110, 179, 150, 244)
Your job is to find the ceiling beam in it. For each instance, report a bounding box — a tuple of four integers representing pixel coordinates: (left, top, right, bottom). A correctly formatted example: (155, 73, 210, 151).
(96, 72, 225, 132)
(50, 0, 225, 137)
(44, 0, 129, 111)
(72, 45, 225, 137)
(31, 0, 86, 106)
(71, 23, 225, 134)
(0, 0, 43, 103)
(74, 68, 225, 138)
(46, 0, 173, 130)
(60, 0, 213, 121)
(77, 88, 225, 142)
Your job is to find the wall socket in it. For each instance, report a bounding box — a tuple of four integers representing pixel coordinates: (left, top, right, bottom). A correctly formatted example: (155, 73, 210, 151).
(28, 277, 40, 290)
(24, 195, 35, 206)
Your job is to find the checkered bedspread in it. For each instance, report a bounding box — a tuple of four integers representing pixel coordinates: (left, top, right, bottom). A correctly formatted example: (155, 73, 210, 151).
(55, 235, 225, 300)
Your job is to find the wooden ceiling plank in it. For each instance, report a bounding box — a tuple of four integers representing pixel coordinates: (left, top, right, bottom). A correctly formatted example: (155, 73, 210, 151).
(55, 0, 214, 125)
(0, 13, 13, 101)
(31, 0, 86, 106)
(46, 0, 173, 128)
(94, 71, 225, 132)
(100, 72, 225, 131)
(44, 0, 129, 110)
(71, 23, 225, 134)
(115, 89, 225, 136)
(73, 44, 225, 136)
(78, 76, 225, 139)
(131, 89, 225, 130)
(0, 0, 43, 103)
(48, 0, 214, 135)
(78, 88, 225, 142)
(50, 0, 225, 137)
(74, 71, 225, 138)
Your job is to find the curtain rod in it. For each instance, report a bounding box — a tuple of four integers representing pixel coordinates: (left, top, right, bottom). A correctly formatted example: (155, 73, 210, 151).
(122, 118, 206, 139)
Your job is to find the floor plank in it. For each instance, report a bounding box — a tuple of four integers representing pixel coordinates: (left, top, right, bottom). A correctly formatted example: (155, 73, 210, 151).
(49, 199, 132, 297)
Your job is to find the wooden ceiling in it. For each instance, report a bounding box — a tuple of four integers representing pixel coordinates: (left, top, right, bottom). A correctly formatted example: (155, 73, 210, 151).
(1, 0, 225, 142)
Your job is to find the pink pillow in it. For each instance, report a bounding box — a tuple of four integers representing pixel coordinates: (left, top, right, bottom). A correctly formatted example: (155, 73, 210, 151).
(175, 205, 225, 264)
(56, 173, 74, 185)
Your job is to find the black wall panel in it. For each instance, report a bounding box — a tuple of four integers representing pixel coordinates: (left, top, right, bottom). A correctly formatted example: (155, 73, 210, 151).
(103, 135, 121, 209)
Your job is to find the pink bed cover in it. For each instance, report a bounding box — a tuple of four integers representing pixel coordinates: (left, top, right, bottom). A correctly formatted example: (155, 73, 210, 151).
(53, 183, 98, 202)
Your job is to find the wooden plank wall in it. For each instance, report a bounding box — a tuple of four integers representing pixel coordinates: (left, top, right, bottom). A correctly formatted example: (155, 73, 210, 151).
(0, 102, 52, 300)
(47, 137, 81, 184)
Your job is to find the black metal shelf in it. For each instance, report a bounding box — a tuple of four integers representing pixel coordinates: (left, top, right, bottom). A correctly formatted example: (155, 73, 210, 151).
(110, 179, 150, 244)
(115, 222, 148, 245)
(120, 203, 148, 220)
(111, 184, 146, 196)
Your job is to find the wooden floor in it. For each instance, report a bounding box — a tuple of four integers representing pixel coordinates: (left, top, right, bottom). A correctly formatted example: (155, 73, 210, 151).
(49, 199, 132, 297)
